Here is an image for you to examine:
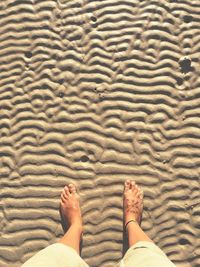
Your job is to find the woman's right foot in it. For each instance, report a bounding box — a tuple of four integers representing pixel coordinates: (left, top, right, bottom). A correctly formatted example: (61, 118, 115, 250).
(123, 180, 143, 226)
(60, 184, 83, 232)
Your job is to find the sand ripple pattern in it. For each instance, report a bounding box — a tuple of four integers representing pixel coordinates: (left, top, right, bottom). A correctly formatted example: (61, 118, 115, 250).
(0, 0, 200, 266)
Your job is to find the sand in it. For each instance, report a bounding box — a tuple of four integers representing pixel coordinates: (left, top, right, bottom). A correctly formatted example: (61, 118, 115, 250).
(0, 0, 200, 266)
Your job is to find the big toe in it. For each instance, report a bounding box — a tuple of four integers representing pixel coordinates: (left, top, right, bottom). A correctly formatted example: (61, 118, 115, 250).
(124, 180, 131, 191)
(130, 180, 137, 191)
(68, 183, 77, 194)
(64, 185, 70, 196)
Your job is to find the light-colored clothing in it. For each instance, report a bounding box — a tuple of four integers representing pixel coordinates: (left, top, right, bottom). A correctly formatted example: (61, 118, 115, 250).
(21, 243, 88, 267)
(117, 241, 176, 267)
(22, 241, 176, 267)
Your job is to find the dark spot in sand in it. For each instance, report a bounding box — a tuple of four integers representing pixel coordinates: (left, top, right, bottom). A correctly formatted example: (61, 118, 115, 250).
(91, 16, 97, 22)
(179, 58, 192, 73)
(25, 51, 32, 58)
(44, 95, 51, 100)
(47, 113, 53, 118)
(58, 79, 65, 84)
(95, 78, 103, 83)
(176, 77, 183, 85)
(42, 73, 51, 80)
(180, 93, 186, 99)
(2, 132, 7, 137)
(165, 18, 173, 24)
(183, 15, 193, 23)
(179, 238, 190, 245)
(184, 75, 190, 81)
(80, 155, 89, 162)
(59, 92, 64, 98)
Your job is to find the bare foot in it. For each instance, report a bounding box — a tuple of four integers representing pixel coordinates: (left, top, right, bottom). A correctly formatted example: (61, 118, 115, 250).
(60, 184, 83, 231)
(124, 180, 143, 226)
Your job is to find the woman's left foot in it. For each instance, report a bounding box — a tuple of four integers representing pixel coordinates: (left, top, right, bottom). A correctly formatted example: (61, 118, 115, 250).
(124, 180, 143, 226)
(60, 184, 83, 231)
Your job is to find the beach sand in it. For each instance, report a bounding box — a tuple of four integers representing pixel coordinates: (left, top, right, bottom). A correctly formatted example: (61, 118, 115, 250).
(0, 0, 200, 266)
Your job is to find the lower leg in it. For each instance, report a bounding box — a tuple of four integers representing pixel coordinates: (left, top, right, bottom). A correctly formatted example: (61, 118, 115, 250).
(58, 184, 83, 255)
(58, 224, 82, 254)
(124, 180, 153, 247)
(126, 221, 153, 247)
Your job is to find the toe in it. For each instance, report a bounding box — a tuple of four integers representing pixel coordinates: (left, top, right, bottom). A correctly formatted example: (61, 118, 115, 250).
(138, 187, 143, 199)
(124, 180, 131, 191)
(64, 185, 70, 196)
(135, 184, 140, 195)
(61, 189, 67, 199)
(130, 180, 136, 190)
(140, 189, 144, 199)
(68, 183, 76, 194)
(61, 193, 66, 203)
(131, 181, 137, 193)
(136, 190, 141, 198)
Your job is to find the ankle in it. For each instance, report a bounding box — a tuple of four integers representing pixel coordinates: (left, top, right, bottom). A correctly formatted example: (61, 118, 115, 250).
(125, 219, 138, 230)
(69, 223, 83, 234)
(125, 214, 138, 225)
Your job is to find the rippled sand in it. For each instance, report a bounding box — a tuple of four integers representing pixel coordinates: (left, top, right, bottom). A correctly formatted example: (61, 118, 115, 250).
(0, 1, 200, 266)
